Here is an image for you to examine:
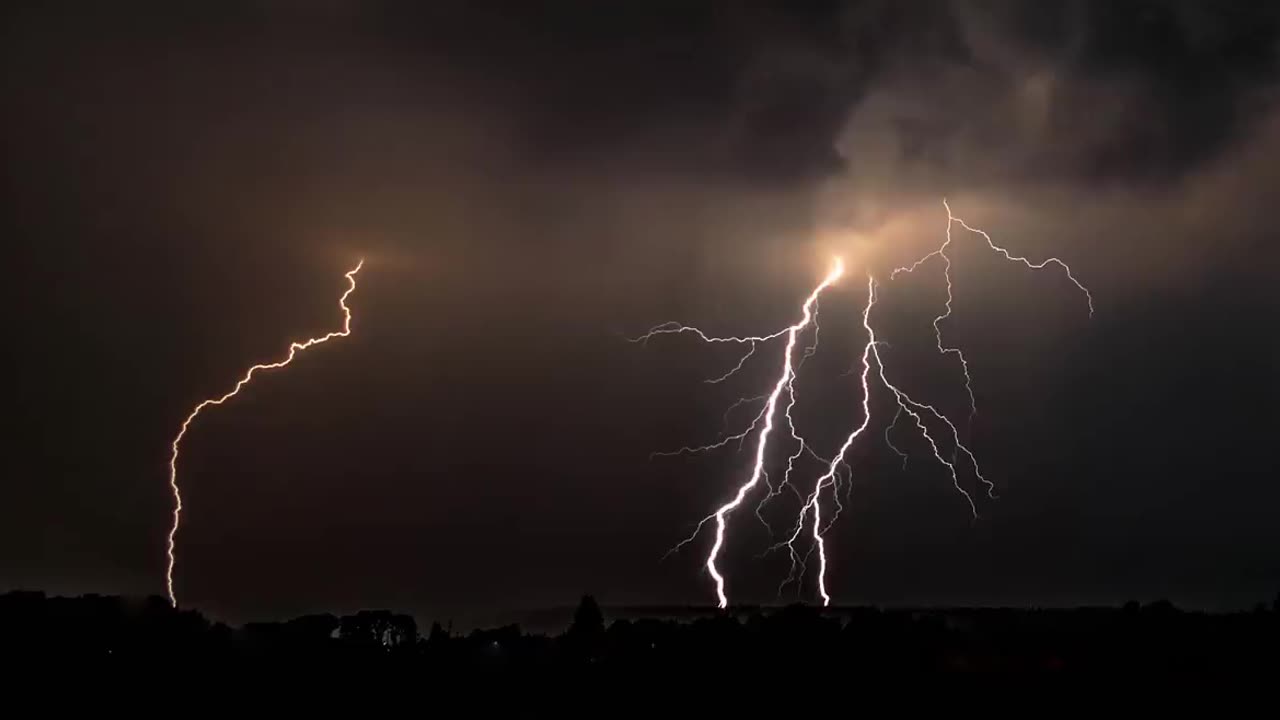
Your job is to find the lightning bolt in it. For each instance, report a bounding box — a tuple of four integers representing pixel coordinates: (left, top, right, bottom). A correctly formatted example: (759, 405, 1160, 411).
(778, 275, 988, 605)
(164, 259, 363, 607)
(778, 276, 877, 606)
(640, 199, 1092, 608)
(637, 259, 844, 608)
(784, 201, 1093, 604)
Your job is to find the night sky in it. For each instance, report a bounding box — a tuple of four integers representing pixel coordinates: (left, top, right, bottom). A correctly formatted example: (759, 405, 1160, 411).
(5, 1, 1278, 625)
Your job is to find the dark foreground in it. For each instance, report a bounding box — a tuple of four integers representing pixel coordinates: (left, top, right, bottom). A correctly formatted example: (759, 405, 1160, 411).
(4, 590, 1278, 672)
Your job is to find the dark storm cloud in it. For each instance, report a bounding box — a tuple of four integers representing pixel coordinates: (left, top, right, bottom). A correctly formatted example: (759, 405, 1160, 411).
(837, 1, 1278, 186)
(820, 1, 1280, 288)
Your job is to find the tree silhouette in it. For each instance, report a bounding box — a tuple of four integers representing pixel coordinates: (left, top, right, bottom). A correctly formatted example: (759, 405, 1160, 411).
(339, 610, 417, 649)
(428, 621, 450, 644)
(565, 594, 604, 661)
(570, 594, 604, 637)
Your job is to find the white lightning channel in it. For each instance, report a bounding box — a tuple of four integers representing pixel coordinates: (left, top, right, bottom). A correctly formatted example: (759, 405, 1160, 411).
(165, 259, 363, 607)
(653, 259, 844, 608)
(779, 275, 878, 606)
(780, 274, 994, 604)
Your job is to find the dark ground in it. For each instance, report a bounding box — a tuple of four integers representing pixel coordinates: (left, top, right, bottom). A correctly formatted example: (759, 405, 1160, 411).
(5, 589, 1277, 673)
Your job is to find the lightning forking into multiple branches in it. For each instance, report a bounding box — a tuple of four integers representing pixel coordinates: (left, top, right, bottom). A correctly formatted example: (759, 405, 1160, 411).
(164, 259, 363, 607)
(633, 259, 844, 608)
(891, 198, 1094, 427)
(638, 200, 1092, 608)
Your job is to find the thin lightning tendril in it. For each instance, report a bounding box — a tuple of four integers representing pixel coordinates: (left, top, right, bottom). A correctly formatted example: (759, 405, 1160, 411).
(873, 341, 982, 517)
(704, 343, 760, 385)
(946, 200, 1095, 316)
(720, 394, 767, 437)
(891, 198, 1094, 426)
(891, 201, 976, 424)
(164, 259, 363, 607)
(884, 405, 910, 469)
(649, 403, 770, 460)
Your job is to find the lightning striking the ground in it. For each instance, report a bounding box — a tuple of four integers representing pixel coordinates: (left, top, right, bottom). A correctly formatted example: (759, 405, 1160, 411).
(775, 273, 988, 605)
(638, 199, 1091, 608)
(164, 259, 363, 607)
(634, 259, 844, 608)
(777, 276, 878, 607)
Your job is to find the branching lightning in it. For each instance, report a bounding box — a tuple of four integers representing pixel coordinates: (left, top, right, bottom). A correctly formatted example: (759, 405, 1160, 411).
(776, 276, 877, 607)
(164, 259, 363, 607)
(775, 274, 988, 605)
(891, 199, 1094, 426)
(636, 259, 843, 608)
(637, 199, 1091, 608)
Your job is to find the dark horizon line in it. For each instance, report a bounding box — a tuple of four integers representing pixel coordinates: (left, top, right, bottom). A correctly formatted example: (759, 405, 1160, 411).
(9, 587, 1278, 628)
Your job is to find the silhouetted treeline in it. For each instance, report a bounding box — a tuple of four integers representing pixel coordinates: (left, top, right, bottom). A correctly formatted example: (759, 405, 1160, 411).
(4, 590, 1278, 671)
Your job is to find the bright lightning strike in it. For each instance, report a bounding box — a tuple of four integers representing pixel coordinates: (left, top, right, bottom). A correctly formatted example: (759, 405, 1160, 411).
(638, 259, 844, 608)
(699, 259, 842, 609)
(640, 199, 1092, 608)
(164, 259, 363, 607)
(776, 275, 990, 606)
(778, 276, 877, 607)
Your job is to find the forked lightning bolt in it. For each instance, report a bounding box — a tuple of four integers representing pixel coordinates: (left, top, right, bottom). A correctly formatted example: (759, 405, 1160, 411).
(789, 202, 1091, 604)
(777, 274, 989, 605)
(633, 259, 844, 608)
(165, 259, 363, 607)
(638, 199, 1092, 608)
(778, 276, 877, 606)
